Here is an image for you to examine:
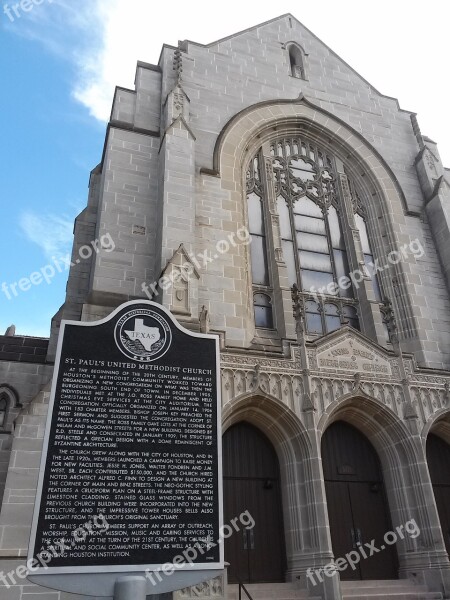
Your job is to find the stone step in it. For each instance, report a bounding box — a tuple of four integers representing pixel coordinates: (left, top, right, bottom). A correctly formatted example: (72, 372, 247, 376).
(341, 579, 442, 600)
(227, 583, 310, 599)
(227, 579, 442, 600)
(227, 581, 442, 600)
(342, 589, 442, 600)
(342, 584, 429, 595)
(341, 580, 425, 588)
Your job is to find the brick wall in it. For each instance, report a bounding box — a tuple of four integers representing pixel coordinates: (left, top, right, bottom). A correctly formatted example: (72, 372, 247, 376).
(0, 337, 49, 365)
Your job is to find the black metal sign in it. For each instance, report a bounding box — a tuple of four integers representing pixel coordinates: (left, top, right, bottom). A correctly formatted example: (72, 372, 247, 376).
(28, 301, 222, 575)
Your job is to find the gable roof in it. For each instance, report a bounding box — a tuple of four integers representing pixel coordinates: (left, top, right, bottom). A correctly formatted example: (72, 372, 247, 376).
(175, 13, 413, 113)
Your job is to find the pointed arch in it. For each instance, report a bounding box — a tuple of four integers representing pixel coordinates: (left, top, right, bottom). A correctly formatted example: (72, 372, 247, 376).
(223, 389, 311, 458)
(210, 96, 409, 216)
(422, 408, 450, 445)
(205, 96, 422, 350)
(285, 42, 307, 79)
(222, 391, 323, 574)
(318, 391, 414, 456)
(0, 385, 19, 429)
(318, 393, 441, 564)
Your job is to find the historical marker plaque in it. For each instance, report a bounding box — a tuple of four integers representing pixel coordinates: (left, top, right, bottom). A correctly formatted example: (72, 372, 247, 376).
(28, 301, 223, 578)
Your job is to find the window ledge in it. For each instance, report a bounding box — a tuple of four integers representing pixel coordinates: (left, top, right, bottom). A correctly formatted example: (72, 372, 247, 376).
(288, 74, 308, 82)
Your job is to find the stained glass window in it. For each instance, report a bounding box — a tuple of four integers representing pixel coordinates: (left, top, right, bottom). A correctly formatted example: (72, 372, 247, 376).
(254, 294, 274, 329)
(247, 154, 273, 328)
(355, 213, 382, 302)
(246, 136, 382, 335)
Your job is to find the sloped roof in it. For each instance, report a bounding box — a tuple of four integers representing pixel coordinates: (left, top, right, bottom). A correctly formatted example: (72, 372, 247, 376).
(174, 13, 413, 110)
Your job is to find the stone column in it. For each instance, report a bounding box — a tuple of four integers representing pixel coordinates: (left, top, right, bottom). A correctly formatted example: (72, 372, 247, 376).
(291, 289, 342, 600)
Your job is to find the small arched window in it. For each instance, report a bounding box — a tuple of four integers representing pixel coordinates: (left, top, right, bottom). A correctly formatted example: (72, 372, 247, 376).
(288, 44, 305, 79)
(0, 394, 7, 427)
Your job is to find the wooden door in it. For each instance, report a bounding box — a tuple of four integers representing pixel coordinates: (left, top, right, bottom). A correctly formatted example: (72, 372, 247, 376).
(322, 421, 398, 580)
(427, 434, 450, 555)
(223, 422, 286, 583)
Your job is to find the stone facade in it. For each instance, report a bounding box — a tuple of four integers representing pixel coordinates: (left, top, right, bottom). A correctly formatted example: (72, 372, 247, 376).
(1, 13, 450, 600)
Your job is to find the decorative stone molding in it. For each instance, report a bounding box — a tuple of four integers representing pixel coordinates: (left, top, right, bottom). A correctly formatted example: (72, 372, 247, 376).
(161, 244, 200, 317)
(199, 306, 211, 333)
(313, 330, 394, 379)
(164, 84, 191, 126)
(220, 328, 450, 429)
(221, 347, 301, 371)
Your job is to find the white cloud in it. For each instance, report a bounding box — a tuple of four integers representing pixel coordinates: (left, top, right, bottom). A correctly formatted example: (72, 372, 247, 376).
(68, 0, 450, 165)
(19, 212, 74, 261)
(6, 0, 450, 162)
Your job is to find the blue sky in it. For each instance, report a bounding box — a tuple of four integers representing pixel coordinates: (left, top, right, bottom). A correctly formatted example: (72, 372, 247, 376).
(1, 0, 448, 338)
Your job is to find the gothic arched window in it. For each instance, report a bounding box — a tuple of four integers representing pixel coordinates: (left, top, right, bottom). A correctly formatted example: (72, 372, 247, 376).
(247, 154, 274, 329)
(246, 136, 383, 336)
(0, 394, 7, 427)
(287, 44, 305, 79)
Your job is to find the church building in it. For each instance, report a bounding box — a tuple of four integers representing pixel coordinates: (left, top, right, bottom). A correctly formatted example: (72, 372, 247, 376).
(1, 13, 450, 600)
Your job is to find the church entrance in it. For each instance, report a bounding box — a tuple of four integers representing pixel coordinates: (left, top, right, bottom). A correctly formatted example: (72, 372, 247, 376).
(322, 421, 398, 580)
(427, 433, 450, 555)
(223, 422, 286, 583)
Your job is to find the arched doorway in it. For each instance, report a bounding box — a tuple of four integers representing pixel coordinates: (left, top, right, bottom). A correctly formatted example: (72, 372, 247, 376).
(322, 421, 398, 580)
(427, 433, 450, 555)
(223, 422, 286, 583)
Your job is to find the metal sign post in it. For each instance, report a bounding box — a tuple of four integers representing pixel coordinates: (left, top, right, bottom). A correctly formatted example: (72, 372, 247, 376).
(113, 576, 147, 600)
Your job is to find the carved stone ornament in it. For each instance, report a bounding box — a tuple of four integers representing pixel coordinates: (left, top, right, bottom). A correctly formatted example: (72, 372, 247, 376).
(425, 148, 437, 175)
(291, 284, 305, 338)
(302, 392, 316, 412)
(269, 137, 337, 208)
(403, 400, 419, 420)
(275, 247, 284, 262)
(352, 372, 363, 391)
(444, 382, 450, 407)
(316, 332, 392, 377)
(199, 305, 211, 334)
(381, 297, 399, 345)
(173, 91, 185, 115)
(221, 349, 302, 372)
(4, 325, 15, 336)
(251, 363, 263, 391)
(173, 46, 183, 82)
